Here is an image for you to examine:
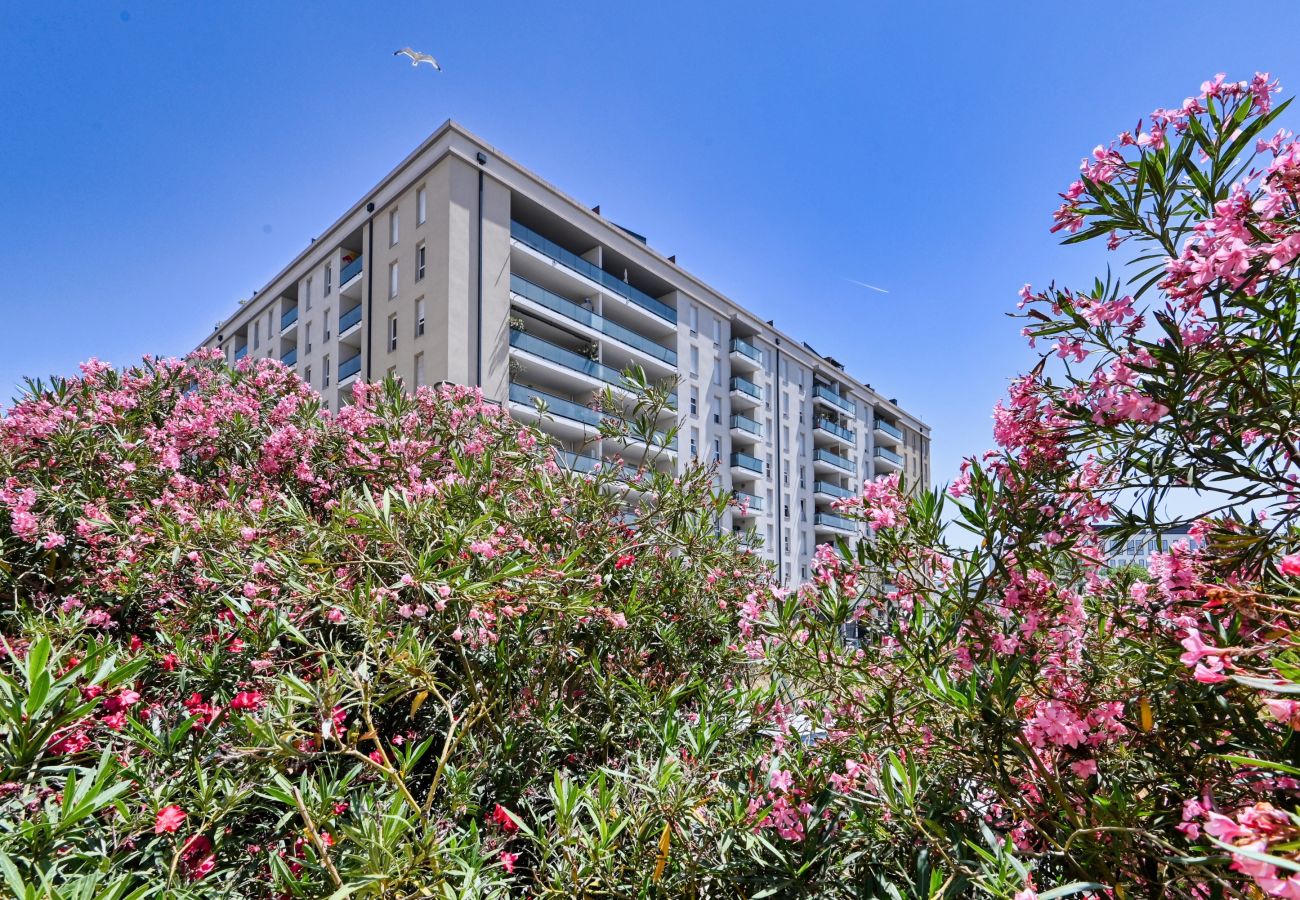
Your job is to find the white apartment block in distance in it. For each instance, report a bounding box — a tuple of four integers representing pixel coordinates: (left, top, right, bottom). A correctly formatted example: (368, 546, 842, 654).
(201, 121, 931, 585)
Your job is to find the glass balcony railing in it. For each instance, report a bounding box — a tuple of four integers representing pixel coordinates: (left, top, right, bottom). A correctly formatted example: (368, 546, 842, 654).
(815, 512, 857, 532)
(729, 337, 762, 364)
(509, 383, 605, 428)
(510, 221, 676, 324)
(340, 256, 363, 284)
(281, 306, 298, 330)
(233, 345, 247, 361)
(339, 305, 362, 334)
(874, 446, 904, 466)
(556, 449, 602, 474)
(815, 448, 854, 472)
(280, 347, 297, 367)
(730, 451, 764, 473)
(815, 417, 856, 443)
(509, 328, 625, 387)
(338, 352, 361, 382)
(733, 490, 764, 511)
(729, 376, 762, 400)
(510, 275, 676, 365)
(813, 480, 854, 500)
(814, 384, 854, 414)
(730, 413, 763, 436)
(874, 418, 904, 441)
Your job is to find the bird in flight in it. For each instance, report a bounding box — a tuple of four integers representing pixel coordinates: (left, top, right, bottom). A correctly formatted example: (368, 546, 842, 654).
(844, 277, 889, 294)
(394, 48, 441, 70)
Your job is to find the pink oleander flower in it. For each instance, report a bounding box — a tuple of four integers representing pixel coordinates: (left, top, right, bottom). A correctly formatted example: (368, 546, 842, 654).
(155, 804, 187, 834)
(230, 691, 264, 712)
(1279, 553, 1300, 577)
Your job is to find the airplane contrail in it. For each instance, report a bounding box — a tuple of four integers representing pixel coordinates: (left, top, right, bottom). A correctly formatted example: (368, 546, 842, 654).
(843, 277, 889, 294)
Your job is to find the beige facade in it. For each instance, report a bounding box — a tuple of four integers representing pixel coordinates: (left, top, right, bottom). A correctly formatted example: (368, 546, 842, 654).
(202, 121, 931, 584)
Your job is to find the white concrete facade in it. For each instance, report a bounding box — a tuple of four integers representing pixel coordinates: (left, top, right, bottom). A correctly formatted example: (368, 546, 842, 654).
(201, 121, 931, 584)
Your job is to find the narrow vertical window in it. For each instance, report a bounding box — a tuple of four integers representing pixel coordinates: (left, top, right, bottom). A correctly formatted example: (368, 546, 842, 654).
(690, 346, 698, 377)
(305, 322, 312, 354)
(417, 187, 427, 225)
(416, 299, 426, 336)
(414, 353, 425, 386)
(389, 209, 399, 246)
(388, 315, 398, 352)
(323, 355, 331, 387)
(253, 321, 260, 350)
(389, 263, 399, 298)
(325, 263, 332, 295)
(416, 243, 426, 281)
(305, 276, 313, 310)
(689, 388, 698, 416)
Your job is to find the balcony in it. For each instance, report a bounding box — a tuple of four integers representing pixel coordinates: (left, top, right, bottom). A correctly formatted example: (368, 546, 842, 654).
(338, 352, 361, 383)
(233, 345, 247, 361)
(729, 337, 762, 370)
(280, 347, 297, 367)
(814, 448, 854, 473)
(281, 306, 299, 332)
(814, 384, 854, 415)
(510, 221, 676, 324)
(874, 417, 904, 446)
(729, 376, 762, 408)
(730, 451, 764, 476)
(510, 275, 676, 367)
(729, 413, 763, 443)
(340, 255, 363, 286)
(874, 446, 904, 472)
(510, 328, 626, 389)
(339, 304, 362, 337)
(813, 480, 855, 501)
(814, 417, 856, 444)
(509, 383, 605, 429)
(733, 490, 763, 515)
(814, 512, 857, 534)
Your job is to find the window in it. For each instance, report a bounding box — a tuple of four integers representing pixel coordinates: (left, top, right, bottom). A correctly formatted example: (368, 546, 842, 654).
(784, 532, 791, 553)
(253, 321, 260, 350)
(711, 397, 720, 425)
(689, 387, 698, 416)
(688, 304, 698, 335)
(713, 438, 721, 463)
(305, 322, 312, 354)
(323, 355, 331, 388)
(416, 243, 426, 282)
(711, 317, 720, 345)
(799, 466, 806, 489)
(690, 427, 699, 457)
(713, 363, 721, 386)
(389, 262, 399, 299)
(417, 187, 427, 225)
(305, 276, 313, 310)
(690, 346, 699, 378)
(305, 365, 312, 386)
(416, 299, 426, 337)
(324, 309, 331, 341)
(389, 209, 399, 246)
(388, 315, 398, 352)
(325, 263, 332, 296)
(783, 463, 789, 486)
(414, 353, 425, 387)
(784, 502, 790, 518)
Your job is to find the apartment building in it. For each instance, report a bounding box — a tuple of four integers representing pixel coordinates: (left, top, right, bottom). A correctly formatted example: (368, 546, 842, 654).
(201, 121, 931, 584)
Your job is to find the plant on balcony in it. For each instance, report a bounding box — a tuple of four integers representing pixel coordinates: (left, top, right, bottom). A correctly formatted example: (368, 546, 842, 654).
(579, 341, 599, 361)
(507, 315, 526, 333)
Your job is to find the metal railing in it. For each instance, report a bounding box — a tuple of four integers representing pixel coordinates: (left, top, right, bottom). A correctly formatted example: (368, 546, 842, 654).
(509, 328, 625, 387)
(729, 413, 763, 436)
(339, 305, 362, 334)
(338, 352, 361, 381)
(729, 376, 762, 400)
(815, 448, 854, 471)
(733, 490, 764, 511)
(874, 418, 904, 441)
(280, 347, 297, 367)
(815, 417, 856, 442)
(233, 345, 247, 361)
(729, 337, 762, 364)
(730, 451, 764, 473)
(510, 221, 676, 323)
(814, 384, 854, 414)
(509, 383, 605, 428)
(510, 275, 676, 365)
(813, 480, 854, 499)
(280, 307, 298, 330)
(874, 446, 904, 465)
(340, 256, 363, 284)
(815, 512, 857, 532)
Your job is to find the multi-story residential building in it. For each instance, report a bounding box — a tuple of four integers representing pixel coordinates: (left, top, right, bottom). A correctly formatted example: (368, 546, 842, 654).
(200, 121, 930, 584)
(1106, 526, 1199, 571)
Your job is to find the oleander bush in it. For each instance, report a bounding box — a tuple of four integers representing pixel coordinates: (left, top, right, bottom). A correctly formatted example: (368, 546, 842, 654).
(3, 71, 1300, 899)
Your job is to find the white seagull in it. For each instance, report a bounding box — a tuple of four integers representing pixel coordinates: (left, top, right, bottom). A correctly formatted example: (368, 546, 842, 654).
(394, 47, 441, 70)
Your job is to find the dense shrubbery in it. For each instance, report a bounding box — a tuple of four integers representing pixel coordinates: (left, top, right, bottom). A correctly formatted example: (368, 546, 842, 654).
(3, 72, 1300, 898)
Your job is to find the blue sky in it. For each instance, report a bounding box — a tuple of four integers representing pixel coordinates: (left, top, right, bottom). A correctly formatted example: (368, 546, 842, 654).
(2, 2, 1299, 484)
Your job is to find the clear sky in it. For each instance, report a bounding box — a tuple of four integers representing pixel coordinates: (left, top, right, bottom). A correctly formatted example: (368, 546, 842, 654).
(2, 2, 1298, 484)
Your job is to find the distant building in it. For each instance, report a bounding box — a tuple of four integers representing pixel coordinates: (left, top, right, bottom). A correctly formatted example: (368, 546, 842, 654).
(1106, 526, 1199, 570)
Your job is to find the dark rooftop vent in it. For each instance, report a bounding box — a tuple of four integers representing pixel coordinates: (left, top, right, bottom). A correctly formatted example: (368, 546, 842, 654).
(825, 356, 844, 369)
(592, 205, 601, 215)
(614, 222, 648, 244)
(766, 319, 774, 326)
(890, 398, 898, 404)
(668, 255, 676, 264)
